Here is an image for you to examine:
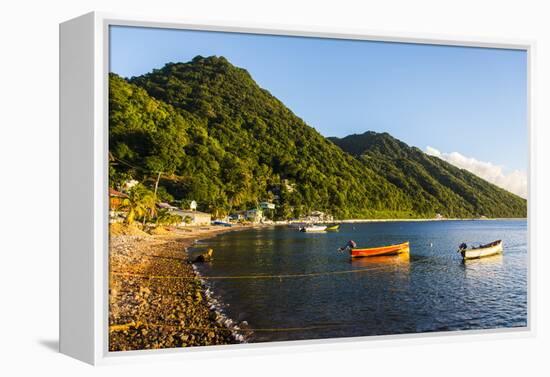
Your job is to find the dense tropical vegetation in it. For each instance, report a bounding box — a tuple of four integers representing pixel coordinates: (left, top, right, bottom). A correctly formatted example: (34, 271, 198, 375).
(109, 56, 527, 219)
(329, 132, 527, 218)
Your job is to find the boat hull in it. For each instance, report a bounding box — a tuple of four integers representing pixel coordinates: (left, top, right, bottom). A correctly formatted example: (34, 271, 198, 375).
(301, 225, 327, 232)
(460, 240, 503, 260)
(350, 241, 410, 258)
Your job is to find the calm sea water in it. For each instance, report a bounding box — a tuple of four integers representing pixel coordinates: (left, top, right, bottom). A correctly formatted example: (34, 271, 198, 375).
(191, 220, 527, 342)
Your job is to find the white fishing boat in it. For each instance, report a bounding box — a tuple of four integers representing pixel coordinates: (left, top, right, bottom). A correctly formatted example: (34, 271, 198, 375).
(300, 225, 327, 232)
(458, 240, 503, 260)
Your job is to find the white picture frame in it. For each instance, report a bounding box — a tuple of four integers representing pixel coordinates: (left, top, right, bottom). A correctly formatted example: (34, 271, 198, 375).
(59, 11, 536, 365)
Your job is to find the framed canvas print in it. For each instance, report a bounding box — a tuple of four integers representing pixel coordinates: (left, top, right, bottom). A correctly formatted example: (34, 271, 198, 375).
(60, 12, 534, 365)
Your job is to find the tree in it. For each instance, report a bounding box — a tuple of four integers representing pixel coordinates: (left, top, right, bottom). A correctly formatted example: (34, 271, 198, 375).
(107, 56, 526, 221)
(121, 185, 157, 225)
(156, 209, 182, 225)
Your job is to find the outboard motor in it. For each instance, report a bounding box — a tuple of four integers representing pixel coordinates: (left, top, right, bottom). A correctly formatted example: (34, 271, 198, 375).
(458, 243, 468, 251)
(338, 240, 357, 253)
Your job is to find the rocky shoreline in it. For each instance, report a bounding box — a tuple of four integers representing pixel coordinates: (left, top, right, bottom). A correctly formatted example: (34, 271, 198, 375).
(108, 225, 250, 351)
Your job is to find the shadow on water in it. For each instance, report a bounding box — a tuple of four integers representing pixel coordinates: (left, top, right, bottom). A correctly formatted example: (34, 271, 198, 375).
(460, 253, 504, 268)
(350, 252, 410, 268)
(408, 253, 432, 263)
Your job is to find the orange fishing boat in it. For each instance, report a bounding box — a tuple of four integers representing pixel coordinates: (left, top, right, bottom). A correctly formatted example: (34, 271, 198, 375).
(349, 241, 410, 258)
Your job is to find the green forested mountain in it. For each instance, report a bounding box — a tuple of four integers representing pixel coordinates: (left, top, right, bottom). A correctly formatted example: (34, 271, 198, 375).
(109, 55, 526, 219)
(329, 132, 527, 218)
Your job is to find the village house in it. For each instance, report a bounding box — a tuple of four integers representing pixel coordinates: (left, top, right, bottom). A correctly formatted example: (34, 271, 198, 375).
(109, 188, 127, 210)
(307, 210, 333, 223)
(229, 212, 245, 221)
(171, 209, 212, 226)
(109, 188, 127, 222)
(259, 201, 276, 210)
(246, 208, 264, 223)
(157, 202, 179, 210)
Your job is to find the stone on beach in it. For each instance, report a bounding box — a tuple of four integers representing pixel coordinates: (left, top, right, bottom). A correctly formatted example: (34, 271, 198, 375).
(109, 225, 244, 351)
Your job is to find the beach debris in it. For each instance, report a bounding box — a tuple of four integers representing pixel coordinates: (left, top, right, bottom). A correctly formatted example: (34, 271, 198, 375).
(193, 248, 214, 263)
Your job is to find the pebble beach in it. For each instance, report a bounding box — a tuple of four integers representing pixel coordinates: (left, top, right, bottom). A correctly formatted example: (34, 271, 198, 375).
(108, 225, 249, 351)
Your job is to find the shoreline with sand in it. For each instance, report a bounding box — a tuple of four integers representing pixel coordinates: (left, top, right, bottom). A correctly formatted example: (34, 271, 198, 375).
(337, 217, 527, 223)
(108, 217, 525, 351)
(108, 223, 258, 351)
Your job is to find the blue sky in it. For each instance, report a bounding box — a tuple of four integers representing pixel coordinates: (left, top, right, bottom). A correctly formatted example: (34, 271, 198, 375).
(110, 26, 528, 175)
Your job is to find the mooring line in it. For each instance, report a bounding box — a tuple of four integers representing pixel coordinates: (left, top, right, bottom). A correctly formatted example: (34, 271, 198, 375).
(109, 321, 350, 333)
(110, 264, 401, 281)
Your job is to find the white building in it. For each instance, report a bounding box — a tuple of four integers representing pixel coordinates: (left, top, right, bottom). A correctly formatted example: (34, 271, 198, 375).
(246, 208, 264, 223)
(172, 209, 212, 226)
(308, 211, 333, 222)
(259, 201, 276, 210)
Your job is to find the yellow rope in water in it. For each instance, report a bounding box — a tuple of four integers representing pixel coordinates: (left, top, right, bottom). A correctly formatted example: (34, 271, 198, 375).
(109, 321, 349, 333)
(111, 264, 399, 281)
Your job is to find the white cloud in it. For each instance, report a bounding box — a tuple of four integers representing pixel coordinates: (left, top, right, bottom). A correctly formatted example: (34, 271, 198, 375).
(425, 146, 527, 199)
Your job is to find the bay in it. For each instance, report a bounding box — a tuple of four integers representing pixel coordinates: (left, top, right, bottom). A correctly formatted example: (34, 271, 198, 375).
(192, 220, 528, 342)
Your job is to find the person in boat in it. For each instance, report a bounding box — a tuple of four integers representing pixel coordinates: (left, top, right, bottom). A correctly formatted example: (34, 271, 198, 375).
(338, 240, 357, 252)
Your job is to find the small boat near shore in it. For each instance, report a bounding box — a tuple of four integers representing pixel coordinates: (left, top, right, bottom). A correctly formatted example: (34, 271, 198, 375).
(212, 220, 232, 227)
(300, 225, 327, 232)
(458, 240, 503, 260)
(347, 241, 410, 258)
(351, 251, 410, 267)
(325, 224, 340, 231)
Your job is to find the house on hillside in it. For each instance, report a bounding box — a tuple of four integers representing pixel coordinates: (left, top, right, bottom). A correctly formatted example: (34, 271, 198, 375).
(109, 188, 128, 222)
(109, 188, 127, 210)
(308, 211, 332, 223)
(246, 208, 264, 223)
(157, 202, 179, 210)
(229, 212, 245, 221)
(259, 201, 276, 210)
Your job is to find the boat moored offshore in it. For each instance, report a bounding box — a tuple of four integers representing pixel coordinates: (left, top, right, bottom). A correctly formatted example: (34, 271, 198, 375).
(458, 240, 503, 260)
(300, 225, 327, 232)
(343, 241, 410, 258)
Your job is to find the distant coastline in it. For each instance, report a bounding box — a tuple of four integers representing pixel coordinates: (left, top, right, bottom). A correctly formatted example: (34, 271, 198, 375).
(337, 217, 527, 223)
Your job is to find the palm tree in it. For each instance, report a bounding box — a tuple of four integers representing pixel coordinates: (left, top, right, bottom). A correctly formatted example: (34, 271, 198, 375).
(156, 209, 181, 226)
(121, 185, 157, 225)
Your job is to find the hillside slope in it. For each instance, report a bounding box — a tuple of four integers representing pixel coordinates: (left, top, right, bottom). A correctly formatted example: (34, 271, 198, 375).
(329, 131, 527, 218)
(108, 56, 526, 219)
(111, 57, 410, 219)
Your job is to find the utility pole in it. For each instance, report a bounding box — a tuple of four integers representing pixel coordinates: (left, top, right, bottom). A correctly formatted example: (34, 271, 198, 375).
(153, 171, 162, 199)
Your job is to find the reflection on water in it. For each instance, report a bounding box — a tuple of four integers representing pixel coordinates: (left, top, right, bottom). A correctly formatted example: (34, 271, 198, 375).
(462, 253, 504, 266)
(194, 220, 527, 343)
(350, 252, 410, 268)
(461, 254, 505, 280)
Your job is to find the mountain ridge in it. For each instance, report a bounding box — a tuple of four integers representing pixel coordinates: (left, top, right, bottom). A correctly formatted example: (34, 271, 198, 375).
(108, 55, 527, 219)
(329, 131, 527, 218)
